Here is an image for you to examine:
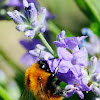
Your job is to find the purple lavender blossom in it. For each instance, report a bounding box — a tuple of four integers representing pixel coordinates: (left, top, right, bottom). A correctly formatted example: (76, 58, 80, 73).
(81, 28, 100, 56)
(20, 38, 41, 67)
(54, 30, 87, 51)
(64, 71, 90, 99)
(5, 0, 37, 8)
(7, 0, 47, 38)
(81, 56, 100, 96)
(48, 46, 88, 82)
(6, 0, 22, 7)
(29, 44, 54, 60)
(81, 28, 100, 96)
(46, 32, 90, 99)
(48, 49, 89, 99)
(95, 59, 100, 73)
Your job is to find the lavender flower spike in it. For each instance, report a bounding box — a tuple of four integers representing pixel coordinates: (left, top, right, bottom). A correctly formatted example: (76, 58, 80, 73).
(7, 0, 47, 38)
(54, 30, 87, 51)
(20, 39, 41, 67)
(88, 56, 97, 75)
(81, 28, 100, 56)
(29, 44, 54, 60)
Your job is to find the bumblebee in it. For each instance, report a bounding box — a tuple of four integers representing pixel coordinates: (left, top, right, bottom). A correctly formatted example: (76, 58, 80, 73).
(19, 60, 66, 100)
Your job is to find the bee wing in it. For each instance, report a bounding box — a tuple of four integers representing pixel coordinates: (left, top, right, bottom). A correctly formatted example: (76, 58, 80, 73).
(19, 87, 36, 100)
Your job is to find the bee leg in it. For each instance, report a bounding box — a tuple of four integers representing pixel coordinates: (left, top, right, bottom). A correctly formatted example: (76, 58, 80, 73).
(55, 80, 61, 85)
(53, 87, 70, 97)
(53, 89, 64, 96)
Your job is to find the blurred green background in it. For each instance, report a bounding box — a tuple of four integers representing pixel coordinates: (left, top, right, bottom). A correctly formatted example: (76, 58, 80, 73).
(0, 0, 99, 100)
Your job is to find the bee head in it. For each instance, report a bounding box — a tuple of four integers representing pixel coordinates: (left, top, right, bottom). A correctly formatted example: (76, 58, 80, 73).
(38, 60, 51, 73)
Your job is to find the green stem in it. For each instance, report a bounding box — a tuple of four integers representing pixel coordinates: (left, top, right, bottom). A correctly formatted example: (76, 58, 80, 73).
(38, 33, 55, 56)
(85, 0, 100, 23)
(0, 86, 11, 100)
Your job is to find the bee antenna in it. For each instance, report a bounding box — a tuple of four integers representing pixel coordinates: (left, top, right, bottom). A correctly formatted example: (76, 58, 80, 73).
(39, 50, 41, 59)
(54, 59, 62, 75)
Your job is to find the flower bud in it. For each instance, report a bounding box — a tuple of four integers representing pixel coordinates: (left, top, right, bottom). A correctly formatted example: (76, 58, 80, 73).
(91, 85, 100, 95)
(91, 73, 100, 83)
(23, 0, 28, 8)
(88, 56, 97, 75)
(36, 44, 46, 50)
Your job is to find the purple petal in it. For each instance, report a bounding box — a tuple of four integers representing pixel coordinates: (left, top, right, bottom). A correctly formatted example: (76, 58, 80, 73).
(76, 59, 88, 66)
(81, 28, 93, 36)
(29, 48, 53, 60)
(91, 73, 100, 82)
(58, 60, 71, 73)
(77, 36, 87, 42)
(88, 56, 97, 75)
(19, 39, 41, 51)
(35, 44, 46, 50)
(7, 10, 26, 24)
(16, 24, 28, 32)
(73, 49, 87, 59)
(64, 36, 87, 51)
(73, 48, 89, 66)
(65, 85, 84, 99)
(48, 59, 70, 73)
(20, 53, 39, 67)
(65, 85, 75, 98)
(57, 70, 75, 84)
(47, 60, 54, 72)
(48, 59, 60, 73)
(65, 84, 74, 90)
(23, 0, 28, 8)
(57, 47, 73, 60)
(56, 30, 66, 41)
(95, 59, 100, 73)
(28, 3, 37, 21)
(64, 37, 79, 50)
(54, 40, 67, 48)
(44, 53, 53, 60)
(70, 65, 82, 78)
(31, 20, 38, 27)
(39, 25, 46, 33)
(46, 11, 56, 20)
(78, 81, 90, 91)
(8, 0, 22, 7)
(25, 30, 36, 37)
(76, 90, 84, 99)
(28, 0, 38, 6)
(90, 84, 100, 95)
(38, 7, 46, 24)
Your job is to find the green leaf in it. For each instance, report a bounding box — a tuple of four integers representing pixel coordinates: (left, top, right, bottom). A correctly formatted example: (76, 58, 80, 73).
(0, 86, 11, 100)
(89, 22, 100, 38)
(75, 0, 100, 23)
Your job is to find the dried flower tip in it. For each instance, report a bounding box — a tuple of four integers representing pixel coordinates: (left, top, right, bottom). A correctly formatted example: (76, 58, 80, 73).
(88, 56, 97, 75)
